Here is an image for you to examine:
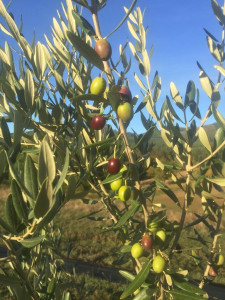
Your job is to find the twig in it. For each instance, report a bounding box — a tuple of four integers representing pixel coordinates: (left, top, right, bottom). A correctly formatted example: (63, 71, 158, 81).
(187, 140, 225, 172)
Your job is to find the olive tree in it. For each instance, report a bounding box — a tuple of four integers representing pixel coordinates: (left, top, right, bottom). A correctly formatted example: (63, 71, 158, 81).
(0, 0, 224, 299)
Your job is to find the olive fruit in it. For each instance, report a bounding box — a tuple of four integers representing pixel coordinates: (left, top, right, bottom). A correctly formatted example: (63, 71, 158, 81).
(155, 230, 166, 244)
(118, 185, 131, 201)
(107, 158, 120, 175)
(94, 39, 112, 61)
(208, 266, 217, 277)
(91, 115, 106, 130)
(215, 254, 224, 266)
(117, 102, 133, 122)
(131, 243, 144, 259)
(148, 221, 158, 233)
(141, 234, 153, 251)
(152, 255, 165, 273)
(90, 77, 106, 95)
(110, 178, 123, 191)
(118, 86, 132, 102)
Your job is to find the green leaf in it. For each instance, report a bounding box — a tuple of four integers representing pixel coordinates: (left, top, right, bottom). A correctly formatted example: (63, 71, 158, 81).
(18, 235, 44, 248)
(35, 191, 62, 231)
(107, 85, 121, 112)
(1, 117, 12, 147)
(13, 110, 24, 146)
(101, 172, 123, 185)
(119, 270, 136, 282)
(38, 135, 56, 185)
(67, 31, 104, 71)
(189, 90, 201, 119)
(160, 97, 168, 120)
(6, 152, 32, 198)
(207, 177, 225, 186)
(184, 80, 195, 107)
(52, 17, 64, 41)
(211, 0, 225, 26)
(54, 148, 69, 195)
(168, 289, 206, 300)
(119, 270, 149, 288)
(214, 64, 225, 76)
(173, 276, 205, 295)
(153, 75, 161, 103)
(134, 72, 148, 92)
(114, 201, 140, 229)
(0, 149, 7, 177)
(204, 28, 219, 42)
(198, 127, 212, 153)
(24, 155, 38, 206)
(199, 70, 213, 98)
(170, 82, 183, 109)
(5, 194, 18, 231)
(120, 243, 132, 253)
(127, 21, 139, 41)
(5, 40, 15, 72)
(11, 179, 28, 222)
(34, 178, 52, 219)
(211, 105, 225, 129)
(24, 69, 35, 111)
(155, 180, 181, 207)
(72, 10, 95, 37)
(207, 36, 222, 62)
(120, 260, 151, 299)
(214, 127, 224, 147)
(142, 49, 150, 77)
(34, 42, 46, 79)
(201, 197, 218, 223)
(166, 96, 183, 123)
(184, 214, 208, 229)
(133, 125, 155, 150)
(105, 0, 137, 39)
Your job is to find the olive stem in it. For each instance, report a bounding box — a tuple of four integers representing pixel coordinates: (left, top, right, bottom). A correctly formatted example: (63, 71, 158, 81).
(90, 0, 149, 227)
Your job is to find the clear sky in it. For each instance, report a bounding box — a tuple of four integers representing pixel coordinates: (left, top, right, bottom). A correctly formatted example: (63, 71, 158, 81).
(0, 0, 224, 133)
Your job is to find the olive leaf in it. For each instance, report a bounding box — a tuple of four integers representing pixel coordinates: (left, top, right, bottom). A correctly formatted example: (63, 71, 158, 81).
(72, 10, 95, 37)
(120, 260, 151, 299)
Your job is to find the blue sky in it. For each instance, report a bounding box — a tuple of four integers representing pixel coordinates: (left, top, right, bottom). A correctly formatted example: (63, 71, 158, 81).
(0, 0, 224, 133)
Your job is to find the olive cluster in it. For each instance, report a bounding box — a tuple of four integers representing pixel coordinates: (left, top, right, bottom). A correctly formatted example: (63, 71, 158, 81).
(90, 39, 133, 130)
(131, 221, 168, 274)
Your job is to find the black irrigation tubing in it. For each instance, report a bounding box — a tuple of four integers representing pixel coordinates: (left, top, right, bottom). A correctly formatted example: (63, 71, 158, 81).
(0, 247, 225, 299)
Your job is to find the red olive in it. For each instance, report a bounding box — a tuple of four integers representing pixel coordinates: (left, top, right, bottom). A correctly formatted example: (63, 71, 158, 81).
(91, 115, 106, 130)
(141, 234, 153, 251)
(118, 86, 132, 102)
(107, 158, 120, 175)
(94, 39, 112, 61)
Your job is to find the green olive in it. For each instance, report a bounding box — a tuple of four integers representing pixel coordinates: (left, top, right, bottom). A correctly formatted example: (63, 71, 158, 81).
(117, 102, 133, 122)
(131, 243, 144, 259)
(90, 77, 106, 95)
(118, 185, 131, 201)
(110, 178, 123, 191)
(152, 255, 165, 273)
